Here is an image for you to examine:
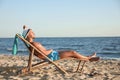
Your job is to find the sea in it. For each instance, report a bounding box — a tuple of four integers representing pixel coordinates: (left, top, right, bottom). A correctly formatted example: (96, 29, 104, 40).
(0, 37, 120, 60)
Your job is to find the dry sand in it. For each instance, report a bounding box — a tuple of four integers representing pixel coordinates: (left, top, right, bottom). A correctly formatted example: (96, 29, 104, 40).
(0, 54, 120, 80)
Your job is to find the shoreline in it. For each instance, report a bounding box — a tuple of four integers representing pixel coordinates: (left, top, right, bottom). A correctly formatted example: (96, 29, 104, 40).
(1, 53, 120, 60)
(0, 54, 120, 80)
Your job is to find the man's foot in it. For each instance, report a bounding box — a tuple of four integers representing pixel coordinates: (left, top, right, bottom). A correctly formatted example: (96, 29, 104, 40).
(88, 52, 96, 58)
(90, 52, 96, 57)
(89, 57, 100, 62)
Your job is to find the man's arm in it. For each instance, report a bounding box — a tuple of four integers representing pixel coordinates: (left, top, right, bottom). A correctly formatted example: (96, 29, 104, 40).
(32, 42, 53, 55)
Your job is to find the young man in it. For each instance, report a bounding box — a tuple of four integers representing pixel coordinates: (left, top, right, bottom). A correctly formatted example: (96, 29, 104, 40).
(26, 29, 99, 61)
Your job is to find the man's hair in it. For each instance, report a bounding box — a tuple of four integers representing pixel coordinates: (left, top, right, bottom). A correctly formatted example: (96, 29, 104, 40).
(23, 25, 27, 29)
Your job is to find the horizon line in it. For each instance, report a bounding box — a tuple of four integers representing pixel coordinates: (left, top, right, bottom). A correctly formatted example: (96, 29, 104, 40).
(0, 36, 120, 38)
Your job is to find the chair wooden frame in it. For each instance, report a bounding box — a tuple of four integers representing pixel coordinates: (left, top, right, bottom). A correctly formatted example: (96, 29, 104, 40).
(16, 33, 86, 75)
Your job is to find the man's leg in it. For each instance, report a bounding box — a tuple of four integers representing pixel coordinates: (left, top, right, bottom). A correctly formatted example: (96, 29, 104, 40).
(58, 50, 96, 61)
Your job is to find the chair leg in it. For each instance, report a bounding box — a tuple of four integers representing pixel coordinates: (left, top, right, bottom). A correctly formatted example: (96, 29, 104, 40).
(76, 60, 81, 72)
(76, 60, 86, 73)
(80, 61, 86, 73)
(28, 49, 34, 72)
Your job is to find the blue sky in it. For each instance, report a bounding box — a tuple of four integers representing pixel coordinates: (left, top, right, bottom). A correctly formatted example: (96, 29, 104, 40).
(0, 0, 120, 37)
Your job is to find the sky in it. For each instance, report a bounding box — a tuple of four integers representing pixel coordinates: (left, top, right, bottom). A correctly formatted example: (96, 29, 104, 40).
(0, 0, 120, 37)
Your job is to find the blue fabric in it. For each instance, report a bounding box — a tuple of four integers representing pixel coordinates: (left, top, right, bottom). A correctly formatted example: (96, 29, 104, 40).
(12, 35, 18, 55)
(47, 51, 59, 61)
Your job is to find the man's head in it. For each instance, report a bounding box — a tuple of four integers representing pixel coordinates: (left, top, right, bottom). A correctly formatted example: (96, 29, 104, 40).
(23, 25, 27, 29)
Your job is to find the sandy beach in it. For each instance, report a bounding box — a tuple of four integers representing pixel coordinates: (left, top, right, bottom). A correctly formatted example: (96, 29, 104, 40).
(0, 54, 120, 80)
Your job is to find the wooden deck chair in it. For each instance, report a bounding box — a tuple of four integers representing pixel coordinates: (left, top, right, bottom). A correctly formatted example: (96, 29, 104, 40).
(16, 33, 68, 75)
(16, 32, 96, 75)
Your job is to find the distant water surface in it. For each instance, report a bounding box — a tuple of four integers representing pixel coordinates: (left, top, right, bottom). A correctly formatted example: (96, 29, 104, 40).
(0, 37, 120, 59)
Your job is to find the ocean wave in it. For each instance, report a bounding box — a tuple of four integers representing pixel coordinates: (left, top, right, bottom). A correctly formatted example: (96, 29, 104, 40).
(102, 47, 116, 51)
(71, 44, 84, 47)
(57, 48, 73, 50)
(7, 48, 27, 52)
(98, 52, 120, 54)
(6, 48, 12, 51)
